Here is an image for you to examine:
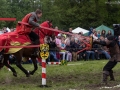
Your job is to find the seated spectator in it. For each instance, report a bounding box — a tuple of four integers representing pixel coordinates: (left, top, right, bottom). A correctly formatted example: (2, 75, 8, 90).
(85, 50, 95, 61)
(62, 34, 67, 39)
(28, 58, 33, 64)
(92, 36, 111, 60)
(22, 57, 32, 64)
(84, 43, 95, 60)
(70, 37, 79, 61)
(74, 33, 79, 40)
(79, 51, 86, 60)
(55, 34, 61, 60)
(66, 51, 72, 62)
(92, 44, 100, 60)
(9, 54, 16, 64)
(101, 30, 106, 38)
(2, 27, 8, 33)
(99, 46, 111, 59)
(77, 39, 86, 60)
(97, 30, 101, 39)
(106, 30, 112, 37)
(55, 34, 61, 48)
(10, 28, 15, 32)
(59, 36, 66, 60)
(99, 36, 111, 59)
(118, 35, 120, 46)
(45, 36, 59, 62)
(80, 31, 84, 36)
(92, 31, 98, 40)
(65, 36, 72, 61)
(75, 38, 81, 60)
(88, 28, 94, 36)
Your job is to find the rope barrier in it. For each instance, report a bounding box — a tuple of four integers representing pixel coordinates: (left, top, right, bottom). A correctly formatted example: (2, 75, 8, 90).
(0, 45, 40, 48)
(48, 62, 61, 65)
(0, 44, 104, 50)
(0, 45, 105, 55)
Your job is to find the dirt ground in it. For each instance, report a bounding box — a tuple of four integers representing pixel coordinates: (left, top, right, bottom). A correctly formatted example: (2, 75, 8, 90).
(1, 61, 120, 90)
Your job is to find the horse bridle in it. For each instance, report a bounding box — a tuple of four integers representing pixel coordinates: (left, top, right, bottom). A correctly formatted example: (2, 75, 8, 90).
(38, 21, 52, 37)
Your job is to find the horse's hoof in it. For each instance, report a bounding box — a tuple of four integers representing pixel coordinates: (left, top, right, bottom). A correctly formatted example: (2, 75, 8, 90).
(29, 71, 34, 75)
(13, 73, 17, 77)
(26, 74, 30, 77)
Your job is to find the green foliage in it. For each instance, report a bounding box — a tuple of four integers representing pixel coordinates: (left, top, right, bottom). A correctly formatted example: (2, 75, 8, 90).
(0, 0, 120, 30)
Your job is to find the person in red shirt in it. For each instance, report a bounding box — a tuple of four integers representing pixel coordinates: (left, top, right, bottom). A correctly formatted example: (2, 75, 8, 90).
(16, 9, 42, 44)
(16, 9, 42, 56)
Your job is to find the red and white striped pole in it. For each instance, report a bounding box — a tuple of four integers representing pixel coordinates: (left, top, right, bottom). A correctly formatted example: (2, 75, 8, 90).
(48, 62, 61, 65)
(41, 59, 46, 86)
(40, 44, 49, 87)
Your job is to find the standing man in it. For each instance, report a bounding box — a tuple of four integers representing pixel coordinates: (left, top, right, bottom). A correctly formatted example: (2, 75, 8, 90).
(16, 9, 42, 56)
(94, 35, 120, 85)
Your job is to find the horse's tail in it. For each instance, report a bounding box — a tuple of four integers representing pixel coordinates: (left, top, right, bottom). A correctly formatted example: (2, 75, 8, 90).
(0, 63, 4, 70)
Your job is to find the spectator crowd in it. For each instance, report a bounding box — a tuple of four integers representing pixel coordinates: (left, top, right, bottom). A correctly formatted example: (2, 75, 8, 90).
(45, 27, 113, 62)
(0, 26, 115, 64)
(0, 27, 15, 34)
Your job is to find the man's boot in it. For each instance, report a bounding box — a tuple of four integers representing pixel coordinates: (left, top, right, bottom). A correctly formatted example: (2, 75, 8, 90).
(102, 71, 109, 85)
(109, 70, 115, 81)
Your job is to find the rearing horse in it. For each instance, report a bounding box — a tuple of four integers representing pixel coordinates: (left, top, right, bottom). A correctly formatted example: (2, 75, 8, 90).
(0, 21, 53, 77)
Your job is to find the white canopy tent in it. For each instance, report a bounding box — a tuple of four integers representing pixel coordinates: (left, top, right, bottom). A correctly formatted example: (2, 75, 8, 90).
(7, 27, 11, 32)
(72, 27, 89, 34)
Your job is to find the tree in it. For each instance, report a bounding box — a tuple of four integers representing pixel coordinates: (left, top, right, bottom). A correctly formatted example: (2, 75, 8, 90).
(0, 0, 120, 30)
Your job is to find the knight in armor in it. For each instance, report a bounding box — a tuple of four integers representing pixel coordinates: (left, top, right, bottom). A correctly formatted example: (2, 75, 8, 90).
(94, 35, 120, 84)
(16, 9, 42, 56)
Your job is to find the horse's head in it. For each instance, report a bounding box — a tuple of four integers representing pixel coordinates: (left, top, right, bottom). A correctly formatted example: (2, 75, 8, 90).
(33, 20, 54, 44)
(34, 20, 53, 35)
(40, 20, 53, 28)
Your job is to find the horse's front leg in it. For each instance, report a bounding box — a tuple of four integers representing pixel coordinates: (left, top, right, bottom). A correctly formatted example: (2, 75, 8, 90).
(14, 51, 30, 77)
(29, 57, 38, 75)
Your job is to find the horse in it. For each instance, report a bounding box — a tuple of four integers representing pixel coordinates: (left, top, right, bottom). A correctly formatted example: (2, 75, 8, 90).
(0, 20, 53, 77)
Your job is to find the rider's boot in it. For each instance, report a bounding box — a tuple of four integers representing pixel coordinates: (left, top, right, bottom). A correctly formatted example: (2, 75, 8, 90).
(31, 39, 40, 57)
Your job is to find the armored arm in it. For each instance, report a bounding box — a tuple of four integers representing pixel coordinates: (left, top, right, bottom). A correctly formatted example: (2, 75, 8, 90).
(28, 15, 40, 27)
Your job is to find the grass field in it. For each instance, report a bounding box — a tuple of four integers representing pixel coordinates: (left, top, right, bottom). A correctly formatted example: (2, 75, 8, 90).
(0, 60, 120, 90)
